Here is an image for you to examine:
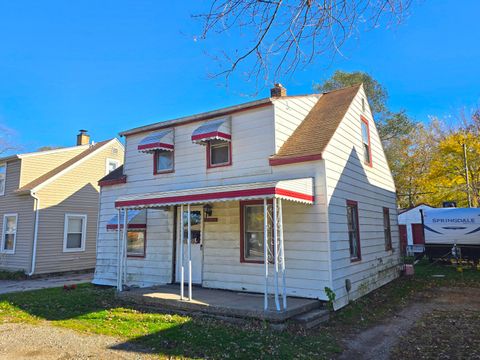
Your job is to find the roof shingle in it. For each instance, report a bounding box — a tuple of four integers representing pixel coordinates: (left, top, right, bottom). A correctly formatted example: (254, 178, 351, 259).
(270, 84, 361, 165)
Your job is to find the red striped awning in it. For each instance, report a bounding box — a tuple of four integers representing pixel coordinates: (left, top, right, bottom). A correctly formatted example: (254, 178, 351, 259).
(191, 118, 231, 145)
(138, 130, 174, 153)
(115, 178, 314, 209)
(106, 210, 147, 231)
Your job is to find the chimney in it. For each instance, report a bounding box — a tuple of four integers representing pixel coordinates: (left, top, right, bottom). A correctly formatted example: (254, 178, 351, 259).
(270, 83, 287, 97)
(77, 130, 90, 146)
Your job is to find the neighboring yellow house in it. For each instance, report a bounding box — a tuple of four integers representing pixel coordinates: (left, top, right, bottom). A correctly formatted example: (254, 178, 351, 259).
(0, 131, 124, 275)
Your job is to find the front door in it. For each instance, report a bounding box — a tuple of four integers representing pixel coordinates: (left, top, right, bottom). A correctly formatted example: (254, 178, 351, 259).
(412, 223, 425, 245)
(176, 207, 203, 284)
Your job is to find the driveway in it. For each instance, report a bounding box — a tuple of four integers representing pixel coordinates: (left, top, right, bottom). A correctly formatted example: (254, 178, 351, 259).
(0, 273, 93, 295)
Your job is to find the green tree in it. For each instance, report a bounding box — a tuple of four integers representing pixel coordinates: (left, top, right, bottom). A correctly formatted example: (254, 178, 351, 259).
(316, 70, 415, 142)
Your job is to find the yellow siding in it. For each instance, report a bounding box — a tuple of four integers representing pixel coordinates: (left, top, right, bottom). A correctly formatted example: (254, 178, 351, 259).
(0, 160, 35, 272)
(19, 147, 88, 187)
(34, 141, 124, 274)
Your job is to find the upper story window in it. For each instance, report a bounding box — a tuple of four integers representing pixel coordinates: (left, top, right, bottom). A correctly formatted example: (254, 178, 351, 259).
(208, 140, 231, 168)
(0, 163, 6, 196)
(154, 150, 174, 174)
(106, 158, 121, 175)
(361, 116, 372, 166)
(63, 214, 87, 252)
(1, 214, 17, 254)
(192, 118, 232, 169)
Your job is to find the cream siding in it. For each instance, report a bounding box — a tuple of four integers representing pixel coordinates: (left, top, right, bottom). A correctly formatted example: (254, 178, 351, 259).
(322, 85, 401, 309)
(33, 141, 124, 275)
(19, 146, 88, 187)
(0, 160, 35, 272)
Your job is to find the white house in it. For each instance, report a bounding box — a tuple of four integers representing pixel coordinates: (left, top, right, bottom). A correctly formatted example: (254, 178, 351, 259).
(398, 204, 433, 254)
(93, 84, 401, 310)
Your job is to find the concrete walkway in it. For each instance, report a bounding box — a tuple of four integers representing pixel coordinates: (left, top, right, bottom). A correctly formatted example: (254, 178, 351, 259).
(0, 273, 93, 295)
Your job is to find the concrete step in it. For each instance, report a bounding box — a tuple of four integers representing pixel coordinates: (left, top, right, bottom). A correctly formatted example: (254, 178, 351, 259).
(292, 308, 330, 329)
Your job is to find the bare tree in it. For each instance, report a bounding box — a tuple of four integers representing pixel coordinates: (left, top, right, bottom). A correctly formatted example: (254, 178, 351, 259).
(195, 0, 413, 84)
(0, 125, 17, 156)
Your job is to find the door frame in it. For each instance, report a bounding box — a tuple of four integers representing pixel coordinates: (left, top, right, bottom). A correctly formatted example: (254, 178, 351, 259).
(175, 205, 204, 284)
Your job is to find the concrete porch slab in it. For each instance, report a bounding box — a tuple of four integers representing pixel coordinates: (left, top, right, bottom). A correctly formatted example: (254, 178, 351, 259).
(118, 284, 321, 322)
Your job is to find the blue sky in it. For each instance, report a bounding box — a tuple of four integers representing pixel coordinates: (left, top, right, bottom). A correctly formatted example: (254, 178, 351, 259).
(0, 0, 479, 152)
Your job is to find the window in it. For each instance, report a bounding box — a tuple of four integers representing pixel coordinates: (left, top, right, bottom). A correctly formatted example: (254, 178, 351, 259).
(383, 207, 392, 251)
(0, 163, 6, 196)
(63, 214, 87, 252)
(127, 229, 146, 257)
(1, 214, 17, 254)
(207, 140, 231, 168)
(106, 158, 121, 174)
(346, 201, 361, 261)
(240, 201, 272, 263)
(361, 116, 372, 166)
(154, 150, 174, 174)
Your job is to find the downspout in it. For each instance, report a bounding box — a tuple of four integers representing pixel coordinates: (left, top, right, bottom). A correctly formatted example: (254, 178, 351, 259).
(29, 192, 40, 276)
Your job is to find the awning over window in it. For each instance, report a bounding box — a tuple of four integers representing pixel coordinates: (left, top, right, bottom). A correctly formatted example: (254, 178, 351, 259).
(115, 178, 314, 209)
(106, 209, 147, 231)
(137, 130, 174, 153)
(191, 118, 231, 145)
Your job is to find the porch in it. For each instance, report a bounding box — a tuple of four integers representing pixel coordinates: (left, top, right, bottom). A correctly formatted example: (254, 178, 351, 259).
(118, 284, 326, 323)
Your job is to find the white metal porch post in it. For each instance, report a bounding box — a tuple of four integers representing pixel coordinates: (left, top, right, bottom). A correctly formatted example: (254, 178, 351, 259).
(279, 199, 287, 309)
(180, 204, 185, 300)
(123, 209, 128, 288)
(116, 209, 122, 291)
(263, 199, 268, 311)
(273, 198, 281, 311)
(187, 203, 192, 301)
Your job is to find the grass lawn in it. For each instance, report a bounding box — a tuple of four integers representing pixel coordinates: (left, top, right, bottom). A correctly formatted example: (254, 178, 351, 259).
(0, 260, 479, 359)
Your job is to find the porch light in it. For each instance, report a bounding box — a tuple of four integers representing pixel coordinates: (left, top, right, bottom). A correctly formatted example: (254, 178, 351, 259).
(203, 204, 213, 217)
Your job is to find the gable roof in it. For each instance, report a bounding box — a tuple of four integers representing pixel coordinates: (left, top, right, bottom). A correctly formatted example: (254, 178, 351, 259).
(17, 139, 115, 194)
(269, 84, 361, 165)
(98, 165, 127, 187)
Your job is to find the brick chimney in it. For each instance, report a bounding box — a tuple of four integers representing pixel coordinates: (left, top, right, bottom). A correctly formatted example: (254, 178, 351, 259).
(270, 83, 287, 97)
(77, 130, 90, 146)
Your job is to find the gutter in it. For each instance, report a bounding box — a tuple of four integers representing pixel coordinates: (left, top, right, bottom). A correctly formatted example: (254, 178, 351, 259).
(29, 192, 40, 276)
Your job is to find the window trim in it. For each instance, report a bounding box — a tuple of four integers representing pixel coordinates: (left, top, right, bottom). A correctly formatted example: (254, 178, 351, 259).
(153, 149, 175, 175)
(105, 158, 121, 175)
(346, 200, 362, 262)
(383, 207, 393, 251)
(361, 115, 373, 167)
(0, 162, 6, 196)
(127, 228, 147, 258)
(207, 140, 232, 169)
(63, 213, 87, 253)
(239, 200, 273, 264)
(1, 213, 18, 254)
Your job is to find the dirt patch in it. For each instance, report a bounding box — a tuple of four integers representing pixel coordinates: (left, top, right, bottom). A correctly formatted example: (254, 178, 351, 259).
(0, 323, 156, 359)
(338, 287, 480, 360)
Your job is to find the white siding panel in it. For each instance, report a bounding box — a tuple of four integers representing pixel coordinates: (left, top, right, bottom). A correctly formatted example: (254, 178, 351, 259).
(323, 85, 401, 309)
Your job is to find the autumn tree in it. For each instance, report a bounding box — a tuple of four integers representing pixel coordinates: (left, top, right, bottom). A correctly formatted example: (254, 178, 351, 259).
(196, 0, 413, 83)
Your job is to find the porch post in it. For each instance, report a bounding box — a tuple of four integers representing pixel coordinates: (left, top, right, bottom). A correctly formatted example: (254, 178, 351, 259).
(263, 199, 268, 311)
(273, 198, 281, 311)
(187, 203, 192, 301)
(279, 199, 287, 309)
(116, 209, 122, 291)
(180, 204, 185, 300)
(123, 209, 128, 288)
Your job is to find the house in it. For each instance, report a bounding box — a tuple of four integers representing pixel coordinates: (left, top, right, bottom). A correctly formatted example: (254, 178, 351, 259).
(93, 84, 401, 310)
(0, 131, 124, 275)
(398, 204, 433, 255)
